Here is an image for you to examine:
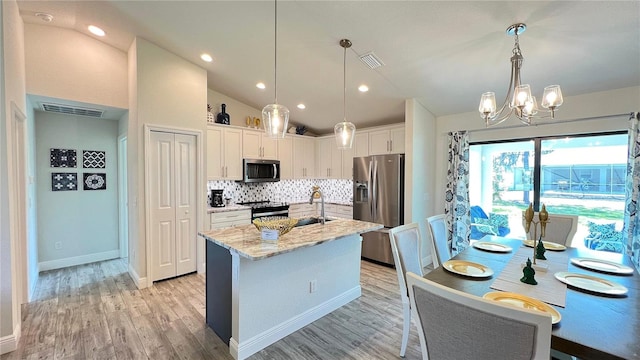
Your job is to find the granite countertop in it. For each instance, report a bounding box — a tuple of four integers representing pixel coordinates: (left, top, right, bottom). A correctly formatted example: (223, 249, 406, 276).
(207, 204, 251, 213)
(199, 218, 382, 260)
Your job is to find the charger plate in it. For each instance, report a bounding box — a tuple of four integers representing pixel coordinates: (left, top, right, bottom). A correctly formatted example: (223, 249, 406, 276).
(570, 258, 634, 275)
(523, 240, 566, 251)
(472, 241, 512, 253)
(483, 291, 561, 324)
(443, 260, 493, 278)
(554, 271, 628, 295)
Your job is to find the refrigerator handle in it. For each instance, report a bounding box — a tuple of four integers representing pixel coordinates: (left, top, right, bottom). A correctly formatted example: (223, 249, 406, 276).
(368, 160, 374, 218)
(372, 160, 378, 221)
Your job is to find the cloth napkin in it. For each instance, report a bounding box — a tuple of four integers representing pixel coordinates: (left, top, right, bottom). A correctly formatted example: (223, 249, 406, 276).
(490, 245, 568, 307)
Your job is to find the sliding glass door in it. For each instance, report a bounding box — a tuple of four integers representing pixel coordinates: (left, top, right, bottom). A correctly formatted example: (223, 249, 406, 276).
(469, 133, 627, 252)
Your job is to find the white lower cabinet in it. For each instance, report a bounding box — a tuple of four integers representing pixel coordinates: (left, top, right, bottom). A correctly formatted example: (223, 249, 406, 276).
(325, 204, 353, 219)
(209, 210, 251, 230)
(289, 203, 317, 219)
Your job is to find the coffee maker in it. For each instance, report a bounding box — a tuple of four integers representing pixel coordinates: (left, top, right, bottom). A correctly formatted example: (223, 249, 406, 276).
(210, 189, 225, 207)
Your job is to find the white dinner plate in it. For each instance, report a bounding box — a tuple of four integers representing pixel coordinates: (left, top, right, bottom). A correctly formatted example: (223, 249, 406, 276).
(554, 271, 628, 295)
(570, 258, 634, 275)
(443, 260, 494, 278)
(523, 240, 566, 251)
(483, 291, 561, 324)
(472, 241, 512, 253)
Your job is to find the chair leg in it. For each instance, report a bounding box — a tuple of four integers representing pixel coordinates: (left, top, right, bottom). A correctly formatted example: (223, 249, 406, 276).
(400, 301, 410, 357)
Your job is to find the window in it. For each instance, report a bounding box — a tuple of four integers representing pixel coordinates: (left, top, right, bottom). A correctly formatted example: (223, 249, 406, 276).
(469, 132, 627, 253)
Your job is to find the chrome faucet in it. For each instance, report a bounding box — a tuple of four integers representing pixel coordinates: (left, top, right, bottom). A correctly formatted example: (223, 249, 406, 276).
(309, 189, 325, 224)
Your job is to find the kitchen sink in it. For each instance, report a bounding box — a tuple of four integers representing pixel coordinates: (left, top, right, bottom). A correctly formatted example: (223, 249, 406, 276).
(295, 217, 332, 227)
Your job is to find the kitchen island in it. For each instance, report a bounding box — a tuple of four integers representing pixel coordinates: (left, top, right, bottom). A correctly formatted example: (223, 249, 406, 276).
(199, 218, 382, 360)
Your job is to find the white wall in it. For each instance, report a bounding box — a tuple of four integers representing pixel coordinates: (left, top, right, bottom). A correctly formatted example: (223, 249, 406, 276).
(405, 99, 436, 265)
(434, 86, 640, 212)
(208, 89, 262, 128)
(128, 37, 207, 284)
(24, 24, 128, 109)
(35, 112, 119, 270)
(0, 0, 26, 349)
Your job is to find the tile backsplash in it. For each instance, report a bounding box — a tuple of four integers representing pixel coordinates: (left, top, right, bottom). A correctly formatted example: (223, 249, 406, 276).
(207, 179, 353, 204)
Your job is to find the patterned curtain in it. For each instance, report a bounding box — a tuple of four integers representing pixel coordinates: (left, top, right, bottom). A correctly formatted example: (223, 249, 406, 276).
(445, 131, 471, 255)
(623, 112, 640, 271)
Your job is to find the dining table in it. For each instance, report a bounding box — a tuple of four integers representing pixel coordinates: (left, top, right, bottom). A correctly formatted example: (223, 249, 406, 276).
(423, 235, 640, 360)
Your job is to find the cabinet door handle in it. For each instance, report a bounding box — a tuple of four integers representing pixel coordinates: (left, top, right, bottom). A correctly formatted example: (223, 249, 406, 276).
(222, 166, 225, 177)
(390, 140, 393, 152)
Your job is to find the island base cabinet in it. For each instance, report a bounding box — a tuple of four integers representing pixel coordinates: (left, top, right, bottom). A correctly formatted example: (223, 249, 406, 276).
(225, 235, 362, 360)
(206, 241, 233, 345)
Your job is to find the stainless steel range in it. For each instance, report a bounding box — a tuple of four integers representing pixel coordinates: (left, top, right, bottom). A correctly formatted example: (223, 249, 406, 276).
(237, 201, 289, 220)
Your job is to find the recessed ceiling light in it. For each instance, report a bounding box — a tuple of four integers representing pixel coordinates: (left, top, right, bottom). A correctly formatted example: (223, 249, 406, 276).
(200, 53, 213, 62)
(35, 13, 54, 22)
(88, 25, 105, 37)
(297, 104, 306, 110)
(256, 83, 266, 89)
(358, 85, 369, 92)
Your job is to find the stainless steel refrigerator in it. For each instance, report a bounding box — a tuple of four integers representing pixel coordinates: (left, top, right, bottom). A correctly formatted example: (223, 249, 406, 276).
(353, 154, 404, 265)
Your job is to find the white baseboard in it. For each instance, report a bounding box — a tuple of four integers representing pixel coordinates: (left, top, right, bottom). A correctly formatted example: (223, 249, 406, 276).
(38, 250, 120, 272)
(0, 322, 20, 355)
(128, 263, 148, 289)
(230, 286, 361, 360)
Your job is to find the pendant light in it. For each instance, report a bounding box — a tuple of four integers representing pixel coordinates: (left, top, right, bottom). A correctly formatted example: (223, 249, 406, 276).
(334, 39, 356, 150)
(262, 0, 289, 139)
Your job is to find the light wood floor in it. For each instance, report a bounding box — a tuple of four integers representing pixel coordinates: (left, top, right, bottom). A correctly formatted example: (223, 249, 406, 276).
(2, 258, 429, 360)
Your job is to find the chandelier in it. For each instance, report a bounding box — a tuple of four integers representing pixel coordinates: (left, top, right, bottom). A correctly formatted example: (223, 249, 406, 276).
(479, 23, 563, 127)
(334, 39, 356, 149)
(262, 0, 289, 139)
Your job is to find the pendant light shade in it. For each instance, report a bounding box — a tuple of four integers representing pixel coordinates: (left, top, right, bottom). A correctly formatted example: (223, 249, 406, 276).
(334, 39, 356, 150)
(262, 0, 289, 139)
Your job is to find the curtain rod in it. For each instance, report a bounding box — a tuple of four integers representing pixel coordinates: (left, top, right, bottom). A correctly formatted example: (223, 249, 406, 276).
(466, 112, 633, 134)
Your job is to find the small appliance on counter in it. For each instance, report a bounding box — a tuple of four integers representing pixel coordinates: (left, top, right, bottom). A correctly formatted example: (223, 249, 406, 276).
(210, 189, 225, 207)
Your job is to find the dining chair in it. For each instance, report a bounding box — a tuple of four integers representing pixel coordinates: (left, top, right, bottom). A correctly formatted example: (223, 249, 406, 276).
(389, 223, 425, 358)
(426, 214, 451, 269)
(523, 212, 578, 246)
(406, 272, 552, 360)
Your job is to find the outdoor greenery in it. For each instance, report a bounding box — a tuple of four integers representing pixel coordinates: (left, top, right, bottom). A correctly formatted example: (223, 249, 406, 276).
(492, 200, 623, 221)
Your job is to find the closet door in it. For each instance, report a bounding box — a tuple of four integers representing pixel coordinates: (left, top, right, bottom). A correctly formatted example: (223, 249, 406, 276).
(174, 134, 197, 276)
(150, 131, 197, 282)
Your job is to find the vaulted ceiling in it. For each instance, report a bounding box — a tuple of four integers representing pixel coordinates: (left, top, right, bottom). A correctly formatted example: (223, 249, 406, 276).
(17, 1, 640, 134)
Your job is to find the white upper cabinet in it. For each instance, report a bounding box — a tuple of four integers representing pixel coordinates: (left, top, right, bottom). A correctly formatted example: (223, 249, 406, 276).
(354, 131, 369, 158)
(278, 136, 293, 180)
(243, 129, 278, 160)
(207, 126, 242, 180)
(368, 126, 405, 155)
(316, 137, 342, 179)
(293, 136, 315, 179)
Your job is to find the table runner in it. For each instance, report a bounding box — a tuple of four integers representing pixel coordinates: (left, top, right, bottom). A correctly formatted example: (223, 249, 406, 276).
(490, 245, 568, 307)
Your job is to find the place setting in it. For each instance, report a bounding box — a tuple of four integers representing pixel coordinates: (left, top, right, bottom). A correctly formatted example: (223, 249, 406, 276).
(472, 241, 513, 253)
(442, 260, 494, 278)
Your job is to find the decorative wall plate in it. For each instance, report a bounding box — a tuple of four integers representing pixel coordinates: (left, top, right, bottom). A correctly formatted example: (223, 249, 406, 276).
(83, 150, 105, 168)
(51, 172, 77, 191)
(83, 173, 106, 190)
(50, 148, 77, 168)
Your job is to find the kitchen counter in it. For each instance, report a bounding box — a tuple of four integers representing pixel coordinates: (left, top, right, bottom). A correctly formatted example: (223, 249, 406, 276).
(200, 218, 381, 360)
(207, 204, 250, 213)
(199, 218, 381, 260)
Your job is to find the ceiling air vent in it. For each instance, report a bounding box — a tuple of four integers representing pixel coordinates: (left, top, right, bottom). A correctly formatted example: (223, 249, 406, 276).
(359, 52, 385, 69)
(40, 102, 105, 118)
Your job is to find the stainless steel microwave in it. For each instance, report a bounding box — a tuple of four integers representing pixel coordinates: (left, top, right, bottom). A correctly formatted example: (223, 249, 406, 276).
(240, 159, 280, 183)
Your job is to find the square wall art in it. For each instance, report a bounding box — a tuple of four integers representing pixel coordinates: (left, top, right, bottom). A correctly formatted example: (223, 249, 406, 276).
(50, 148, 77, 168)
(51, 172, 78, 191)
(83, 150, 106, 168)
(83, 173, 106, 190)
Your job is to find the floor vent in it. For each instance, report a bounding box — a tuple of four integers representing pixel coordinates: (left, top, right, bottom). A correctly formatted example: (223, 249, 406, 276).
(40, 102, 105, 118)
(359, 52, 385, 69)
